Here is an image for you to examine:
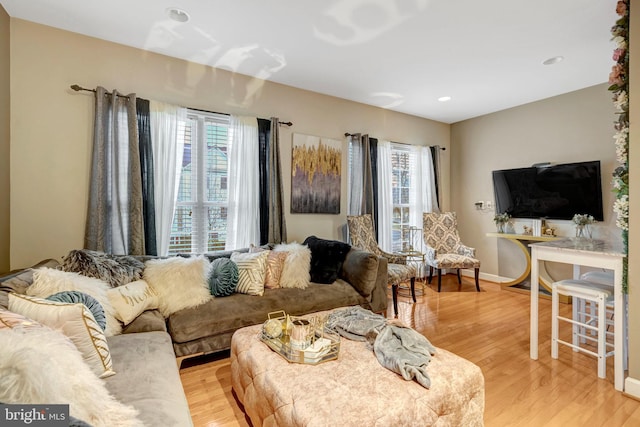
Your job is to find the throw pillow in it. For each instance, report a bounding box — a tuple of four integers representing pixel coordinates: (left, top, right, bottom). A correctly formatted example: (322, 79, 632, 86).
(106, 280, 159, 325)
(208, 258, 238, 297)
(8, 293, 115, 379)
(0, 259, 60, 292)
(61, 249, 145, 288)
(143, 256, 212, 317)
(0, 308, 41, 331)
(27, 268, 121, 336)
(231, 251, 269, 296)
(303, 235, 352, 284)
(47, 290, 107, 332)
(264, 251, 288, 289)
(0, 327, 141, 427)
(248, 245, 288, 289)
(272, 242, 311, 289)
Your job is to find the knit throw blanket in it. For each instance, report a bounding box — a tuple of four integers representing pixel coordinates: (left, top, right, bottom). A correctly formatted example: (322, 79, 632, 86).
(326, 306, 437, 388)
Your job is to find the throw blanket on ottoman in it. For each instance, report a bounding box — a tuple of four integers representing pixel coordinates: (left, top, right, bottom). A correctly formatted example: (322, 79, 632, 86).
(326, 306, 438, 388)
(231, 308, 485, 427)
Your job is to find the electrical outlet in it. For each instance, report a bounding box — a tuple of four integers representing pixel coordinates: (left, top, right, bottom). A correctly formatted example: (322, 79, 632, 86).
(486, 201, 493, 209)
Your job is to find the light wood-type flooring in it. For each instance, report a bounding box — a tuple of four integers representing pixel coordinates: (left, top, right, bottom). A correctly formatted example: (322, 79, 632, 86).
(179, 275, 640, 426)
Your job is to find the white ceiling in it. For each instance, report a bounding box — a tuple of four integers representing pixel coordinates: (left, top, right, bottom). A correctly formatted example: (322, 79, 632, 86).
(0, 0, 617, 123)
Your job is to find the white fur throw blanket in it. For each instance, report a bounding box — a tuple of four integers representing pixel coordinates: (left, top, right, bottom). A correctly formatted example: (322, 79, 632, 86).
(0, 327, 142, 427)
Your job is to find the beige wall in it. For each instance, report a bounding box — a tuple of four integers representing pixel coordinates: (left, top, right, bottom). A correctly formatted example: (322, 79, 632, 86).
(450, 84, 618, 281)
(626, 0, 639, 393)
(8, 19, 449, 269)
(0, 6, 9, 273)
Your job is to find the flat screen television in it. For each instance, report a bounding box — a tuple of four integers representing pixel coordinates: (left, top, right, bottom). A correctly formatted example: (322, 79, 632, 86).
(492, 160, 604, 221)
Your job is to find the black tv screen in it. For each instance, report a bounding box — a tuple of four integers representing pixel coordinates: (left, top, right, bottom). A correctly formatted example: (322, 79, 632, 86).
(492, 161, 604, 221)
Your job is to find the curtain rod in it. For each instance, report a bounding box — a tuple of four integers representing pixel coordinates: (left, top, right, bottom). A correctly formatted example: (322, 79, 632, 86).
(71, 84, 292, 126)
(344, 132, 445, 151)
(393, 141, 446, 151)
(70, 84, 131, 99)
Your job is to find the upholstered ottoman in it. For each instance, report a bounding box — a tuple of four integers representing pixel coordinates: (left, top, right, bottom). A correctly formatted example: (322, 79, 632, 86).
(230, 310, 485, 427)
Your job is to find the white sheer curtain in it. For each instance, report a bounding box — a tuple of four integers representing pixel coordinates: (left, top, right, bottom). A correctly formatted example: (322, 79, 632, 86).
(422, 147, 440, 213)
(149, 100, 187, 256)
(409, 145, 440, 228)
(377, 140, 394, 252)
(226, 115, 260, 250)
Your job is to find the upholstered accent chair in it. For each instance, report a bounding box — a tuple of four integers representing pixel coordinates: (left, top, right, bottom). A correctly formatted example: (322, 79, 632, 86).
(347, 214, 416, 316)
(422, 212, 481, 292)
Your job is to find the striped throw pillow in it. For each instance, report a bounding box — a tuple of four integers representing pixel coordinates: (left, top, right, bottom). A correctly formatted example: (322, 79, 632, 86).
(231, 251, 269, 296)
(8, 293, 115, 378)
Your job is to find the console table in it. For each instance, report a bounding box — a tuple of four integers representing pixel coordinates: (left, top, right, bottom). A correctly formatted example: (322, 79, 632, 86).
(529, 238, 626, 391)
(486, 232, 561, 295)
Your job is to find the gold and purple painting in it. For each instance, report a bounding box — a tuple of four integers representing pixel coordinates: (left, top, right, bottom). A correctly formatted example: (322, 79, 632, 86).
(291, 133, 341, 214)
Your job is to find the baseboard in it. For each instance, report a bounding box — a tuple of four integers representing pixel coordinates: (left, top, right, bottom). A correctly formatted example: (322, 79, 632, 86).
(624, 377, 640, 399)
(459, 269, 512, 284)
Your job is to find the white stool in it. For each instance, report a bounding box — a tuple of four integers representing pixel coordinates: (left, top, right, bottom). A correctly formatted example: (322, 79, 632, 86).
(580, 270, 614, 286)
(579, 271, 629, 371)
(552, 279, 613, 379)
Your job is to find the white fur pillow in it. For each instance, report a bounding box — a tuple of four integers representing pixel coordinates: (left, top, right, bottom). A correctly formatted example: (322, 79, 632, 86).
(273, 242, 311, 289)
(27, 268, 121, 336)
(0, 327, 142, 427)
(143, 256, 212, 317)
(8, 293, 115, 379)
(107, 280, 159, 325)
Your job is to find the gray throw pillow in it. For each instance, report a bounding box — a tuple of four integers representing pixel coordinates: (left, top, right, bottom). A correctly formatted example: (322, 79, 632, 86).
(60, 249, 144, 288)
(46, 290, 107, 331)
(208, 258, 239, 297)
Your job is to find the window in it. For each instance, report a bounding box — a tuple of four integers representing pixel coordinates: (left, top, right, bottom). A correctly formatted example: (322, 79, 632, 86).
(391, 145, 415, 253)
(169, 111, 229, 254)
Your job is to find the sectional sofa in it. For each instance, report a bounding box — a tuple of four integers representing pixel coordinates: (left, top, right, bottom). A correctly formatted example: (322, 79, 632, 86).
(0, 242, 388, 425)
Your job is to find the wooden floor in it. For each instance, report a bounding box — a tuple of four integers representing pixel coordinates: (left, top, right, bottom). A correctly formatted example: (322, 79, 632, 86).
(179, 275, 640, 427)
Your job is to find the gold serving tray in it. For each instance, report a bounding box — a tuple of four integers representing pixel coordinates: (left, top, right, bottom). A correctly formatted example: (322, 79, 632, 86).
(259, 311, 340, 365)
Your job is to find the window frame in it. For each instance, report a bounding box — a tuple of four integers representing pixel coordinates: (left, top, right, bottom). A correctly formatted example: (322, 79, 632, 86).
(169, 110, 230, 254)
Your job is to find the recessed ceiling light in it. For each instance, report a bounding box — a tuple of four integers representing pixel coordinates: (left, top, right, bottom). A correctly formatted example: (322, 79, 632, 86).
(543, 56, 564, 65)
(438, 96, 451, 102)
(166, 7, 190, 23)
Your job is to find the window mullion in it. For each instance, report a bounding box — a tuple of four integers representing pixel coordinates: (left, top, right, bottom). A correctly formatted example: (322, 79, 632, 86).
(194, 116, 206, 254)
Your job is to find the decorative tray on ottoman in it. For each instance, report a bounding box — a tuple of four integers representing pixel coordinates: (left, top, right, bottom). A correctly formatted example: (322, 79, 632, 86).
(259, 311, 340, 365)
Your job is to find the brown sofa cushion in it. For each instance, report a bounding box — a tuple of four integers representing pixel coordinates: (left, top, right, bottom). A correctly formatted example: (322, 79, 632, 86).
(122, 309, 167, 334)
(168, 281, 371, 345)
(339, 249, 379, 299)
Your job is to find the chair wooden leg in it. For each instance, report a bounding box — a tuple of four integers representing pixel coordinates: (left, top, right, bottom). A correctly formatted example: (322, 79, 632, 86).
(475, 268, 480, 292)
(428, 266, 433, 284)
(392, 284, 399, 317)
(410, 277, 416, 302)
(437, 269, 442, 292)
(456, 269, 462, 284)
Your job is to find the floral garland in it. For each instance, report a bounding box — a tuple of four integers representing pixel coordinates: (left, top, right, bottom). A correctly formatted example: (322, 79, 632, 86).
(609, 0, 629, 292)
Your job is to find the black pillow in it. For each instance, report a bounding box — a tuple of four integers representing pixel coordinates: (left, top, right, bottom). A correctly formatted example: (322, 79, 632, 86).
(303, 235, 351, 284)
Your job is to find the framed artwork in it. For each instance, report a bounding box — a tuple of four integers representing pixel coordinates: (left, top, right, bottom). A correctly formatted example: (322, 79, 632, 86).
(291, 133, 342, 214)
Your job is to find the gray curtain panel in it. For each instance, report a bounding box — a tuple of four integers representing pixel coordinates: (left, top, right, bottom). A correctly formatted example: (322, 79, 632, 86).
(429, 146, 441, 210)
(348, 134, 375, 222)
(136, 98, 157, 256)
(85, 86, 145, 255)
(268, 117, 287, 244)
